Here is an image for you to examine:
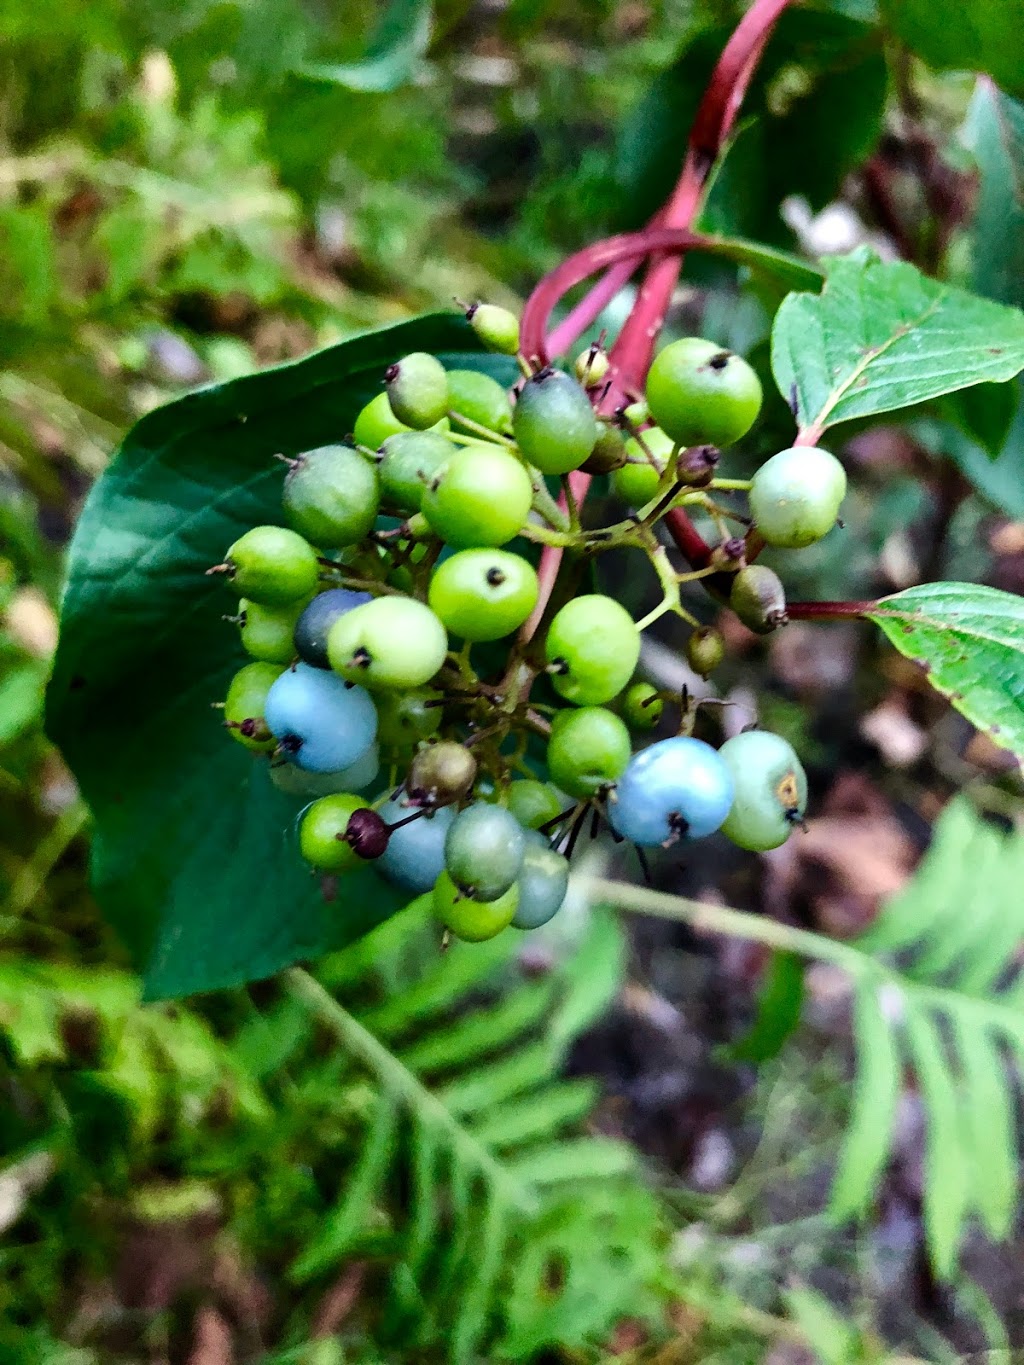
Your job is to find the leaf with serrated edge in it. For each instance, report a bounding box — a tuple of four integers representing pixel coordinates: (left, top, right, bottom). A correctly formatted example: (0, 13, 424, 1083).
(830, 977, 902, 1221)
(904, 1007, 969, 1279)
(771, 252, 1024, 437)
(866, 583, 1024, 759)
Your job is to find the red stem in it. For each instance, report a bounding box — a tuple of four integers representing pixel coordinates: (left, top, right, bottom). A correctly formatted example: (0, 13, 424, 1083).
(519, 0, 793, 638)
(786, 600, 878, 621)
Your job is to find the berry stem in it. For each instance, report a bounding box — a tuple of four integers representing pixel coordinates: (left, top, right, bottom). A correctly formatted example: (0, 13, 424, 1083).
(785, 599, 878, 620)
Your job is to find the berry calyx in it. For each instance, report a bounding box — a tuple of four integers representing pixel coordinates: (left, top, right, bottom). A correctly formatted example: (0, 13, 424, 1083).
(646, 337, 762, 448)
(512, 367, 598, 476)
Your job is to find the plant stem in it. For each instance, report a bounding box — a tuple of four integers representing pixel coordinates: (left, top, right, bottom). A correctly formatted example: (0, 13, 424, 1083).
(785, 599, 877, 621)
(284, 966, 536, 1213)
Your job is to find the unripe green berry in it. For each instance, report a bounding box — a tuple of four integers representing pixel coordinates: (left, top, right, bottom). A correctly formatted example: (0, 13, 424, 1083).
(512, 367, 598, 476)
(327, 595, 448, 688)
(646, 337, 762, 448)
(219, 526, 320, 606)
(385, 352, 449, 430)
(283, 444, 379, 548)
(466, 302, 520, 356)
(729, 565, 788, 635)
(433, 871, 519, 941)
(581, 421, 627, 475)
(224, 661, 285, 751)
(719, 729, 808, 852)
(375, 688, 442, 752)
(444, 802, 526, 902)
(546, 706, 631, 798)
(352, 392, 447, 450)
(428, 548, 538, 642)
(506, 779, 563, 830)
(622, 681, 663, 730)
(545, 594, 640, 705)
(299, 793, 370, 872)
(237, 597, 306, 664)
(622, 399, 649, 427)
(421, 447, 533, 548)
(611, 427, 674, 507)
(748, 446, 847, 549)
(446, 369, 513, 435)
(685, 626, 725, 677)
(379, 431, 457, 515)
(512, 831, 570, 930)
(574, 344, 610, 387)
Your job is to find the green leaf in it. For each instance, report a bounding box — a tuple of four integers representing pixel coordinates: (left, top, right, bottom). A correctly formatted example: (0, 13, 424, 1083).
(296, 0, 432, 92)
(771, 252, 1024, 438)
(729, 950, 805, 1064)
(46, 313, 516, 1000)
(962, 80, 1024, 309)
(881, 0, 1024, 97)
(866, 582, 1024, 759)
(783, 1284, 859, 1365)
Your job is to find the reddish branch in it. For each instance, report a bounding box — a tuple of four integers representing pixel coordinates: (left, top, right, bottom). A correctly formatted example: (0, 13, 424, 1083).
(519, 0, 793, 641)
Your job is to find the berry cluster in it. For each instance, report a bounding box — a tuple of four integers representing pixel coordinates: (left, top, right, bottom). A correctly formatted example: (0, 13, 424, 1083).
(212, 303, 840, 941)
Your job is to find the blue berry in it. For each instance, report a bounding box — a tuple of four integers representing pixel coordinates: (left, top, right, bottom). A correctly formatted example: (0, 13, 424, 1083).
(264, 662, 377, 773)
(375, 798, 455, 893)
(608, 736, 734, 847)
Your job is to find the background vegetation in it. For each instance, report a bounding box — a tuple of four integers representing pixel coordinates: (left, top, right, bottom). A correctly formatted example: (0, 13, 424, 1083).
(3, 0, 1024, 1360)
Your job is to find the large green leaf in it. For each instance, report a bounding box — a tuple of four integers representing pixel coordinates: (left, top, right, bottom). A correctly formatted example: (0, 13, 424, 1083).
(881, 0, 1024, 97)
(866, 582, 1024, 758)
(962, 80, 1024, 310)
(772, 252, 1024, 439)
(46, 313, 514, 1001)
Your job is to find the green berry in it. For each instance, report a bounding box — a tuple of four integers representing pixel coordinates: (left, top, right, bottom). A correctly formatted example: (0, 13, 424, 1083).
(220, 525, 320, 606)
(512, 831, 569, 929)
(353, 392, 419, 450)
(283, 445, 379, 548)
(223, 661, 285, 751)
(685, 626, 725, 677)
(574, 344, 610, 387)
(512, 368, 598, 476)
(444, 802, 525, 901)
(748, 446, 847, 549)
(428, 548, 538, 642)
(581, 421, 627, 475)
(421, 447, 533, 548)
(622, 399, 649, 427)
(466, 302, 520, 356)
(446, 369, 512, 435)
(237, 597, 306, 664)
(610, 427, 674, 507)
(375, 687, 442, 752)
(646, 337, 762, 448)
(433, 871, 519, 941)
(406, 740, 478, 808)
(622, 681, 663, 730)
(385, 352, 449, 430)
(506, 779, 563, 831)
(730, 566, 788, 635)
(719, 730, 808, 852)
(545, 594, 640, 705)
(379, 431, 458, 516)
(327, 595, 448, 689)
(299, 793, 370, 872)
(546, 706, 631, 798)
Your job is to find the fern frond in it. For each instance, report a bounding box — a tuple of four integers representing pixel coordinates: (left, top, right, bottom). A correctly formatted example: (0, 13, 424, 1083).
(283, 901, 667, 1363)
(587, 795, 1024, 1281)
